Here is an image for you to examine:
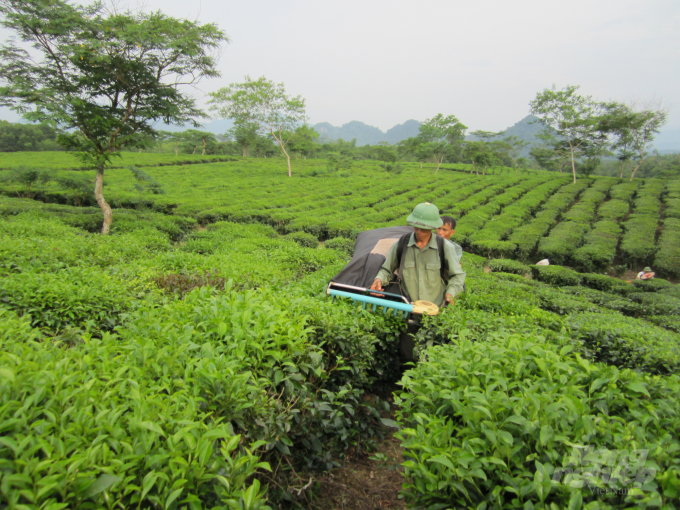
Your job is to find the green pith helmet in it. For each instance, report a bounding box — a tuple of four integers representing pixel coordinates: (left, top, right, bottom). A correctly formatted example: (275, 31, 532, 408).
(643, 267, 653, 272)
(407, 202, 443, 229)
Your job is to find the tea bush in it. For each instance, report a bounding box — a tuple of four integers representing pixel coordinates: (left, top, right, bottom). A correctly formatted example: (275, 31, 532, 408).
(323, 236, 355, 256)
(621, 180, 665, 265)
(654, 218, 680, 277)
(0, 309, 272, 510)
(567, 312, 680, 374)
(581, 273, 634, 295)
(488, 258, 531, 275)
(396, 332, 680, 509)
(285, 231, 319, 248)
(531, 264, 583, 286)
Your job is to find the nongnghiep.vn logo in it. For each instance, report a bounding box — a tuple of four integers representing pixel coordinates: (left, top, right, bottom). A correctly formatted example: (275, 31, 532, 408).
(552, 445, 658, 493)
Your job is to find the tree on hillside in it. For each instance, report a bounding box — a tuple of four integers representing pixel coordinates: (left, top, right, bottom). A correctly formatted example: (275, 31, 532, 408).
(286, 124, 320, 159)
(227, 120, 260, 157)
(530, 129, 571, 174)
(372, 142, 399, 173)
(0, 0, 227, 233)
(0, 120, 63, 152)
(464, 141, 495, 175)
(605, 101, 668, 181)
(208, 76, 307, 177)
(417, 114, 467, 173)
(503, 135, 529, 174)
(530, 85, 608, 184)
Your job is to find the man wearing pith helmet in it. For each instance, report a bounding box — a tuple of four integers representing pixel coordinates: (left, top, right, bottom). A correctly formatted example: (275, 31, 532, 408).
(370, 202, 466, 361)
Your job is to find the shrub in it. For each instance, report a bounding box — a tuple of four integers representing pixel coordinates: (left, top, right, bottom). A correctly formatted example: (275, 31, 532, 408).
(470, 239, 517, 258)
(567, 311, 680, 373)
(629, 292, 680, 316)
(571, 220, 621, 272)
(284, 231, 319, 248)
(648, 315, 680, 333)
(631, 278, 674, 292)
(581, 273, 633, 295)
(537, 221, 589, 265)
(488, 258, 530, 275)
(533, 286, 601, 315)
(395, 332, 680, 509)
(324, 236, 355, 256)
(654, 218, 680, 277)
(531, 264, 583, 286)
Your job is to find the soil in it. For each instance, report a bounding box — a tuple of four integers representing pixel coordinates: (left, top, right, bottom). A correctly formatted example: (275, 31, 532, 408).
(306, 433, 407, 510)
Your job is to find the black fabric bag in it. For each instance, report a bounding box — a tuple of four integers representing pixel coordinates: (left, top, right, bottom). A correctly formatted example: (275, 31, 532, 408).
(330, 226, 413, 289)
(330, 227, 450, 302)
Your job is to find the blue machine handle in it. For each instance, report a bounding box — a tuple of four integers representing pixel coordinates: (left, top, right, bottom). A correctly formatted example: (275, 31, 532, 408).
(328, 288, 413, 316)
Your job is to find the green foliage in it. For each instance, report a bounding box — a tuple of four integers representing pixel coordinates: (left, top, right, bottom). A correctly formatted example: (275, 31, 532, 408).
(0, 119, 63, 152)
(396, 332, 680, 509)
(654, 218, 680, 277)
(572, 220, 622, 271)
(0, 309, 272, 510)
(631, 278, 674, 292)
(285, 231, 319, 248)
(488, 258, 530, 275)
(567, 312, 680, 373)
(580, 272, 633, 295)
(532, 264, 583, 286)
(324, 237, 355, 256)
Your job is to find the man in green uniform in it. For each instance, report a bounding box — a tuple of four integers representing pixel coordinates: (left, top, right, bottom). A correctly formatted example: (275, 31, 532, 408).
(369, 202, 466, 361)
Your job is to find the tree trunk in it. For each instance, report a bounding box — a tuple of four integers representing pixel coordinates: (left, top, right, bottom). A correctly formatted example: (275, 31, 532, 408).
(94, 166, 112, 235)
(273, 130, 293, 177)
(570, 146, 577, 183)
(619, 161, 625, 179)
(202, 139, 206, 156)
(435, 157, 443, 174)
(630, 159, 644, 181)
(174, 146, 178, 156)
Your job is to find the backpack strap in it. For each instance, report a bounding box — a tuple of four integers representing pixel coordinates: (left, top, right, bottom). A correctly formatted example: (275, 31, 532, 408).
(395, 233, 412, 301)
(435, 235, 449, 283)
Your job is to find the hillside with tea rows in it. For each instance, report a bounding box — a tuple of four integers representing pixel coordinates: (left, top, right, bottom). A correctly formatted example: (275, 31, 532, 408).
(1, 152, 679, 276)
(1, 153, 679, 509)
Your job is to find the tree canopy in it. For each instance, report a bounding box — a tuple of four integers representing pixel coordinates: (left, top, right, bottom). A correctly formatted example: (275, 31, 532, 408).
(208, 76, 307, 177)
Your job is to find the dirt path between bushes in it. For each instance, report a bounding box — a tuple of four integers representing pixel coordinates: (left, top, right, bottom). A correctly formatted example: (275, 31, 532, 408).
(307, 433, 407, 510)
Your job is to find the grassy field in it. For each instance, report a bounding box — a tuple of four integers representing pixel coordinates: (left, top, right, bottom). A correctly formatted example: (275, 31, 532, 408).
(1, 153, 679, 509)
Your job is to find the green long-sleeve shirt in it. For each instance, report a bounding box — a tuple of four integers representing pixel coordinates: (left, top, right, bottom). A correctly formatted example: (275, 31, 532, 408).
(375, 233, 466, 306)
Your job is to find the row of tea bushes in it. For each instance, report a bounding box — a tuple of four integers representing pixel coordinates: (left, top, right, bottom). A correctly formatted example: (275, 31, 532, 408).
(508, 179, 592, 260)
(537, 179, 615, 266)
(395, 328, 680, 509)
(468, 178, 570, 258)
(455, 176, 554, 246)
(0, 213, 346, 333)
(621, 180, 665, 264)
(654, 184, 680, 276)
(467, 267, 680, 374)
(570, 181, 641, 271)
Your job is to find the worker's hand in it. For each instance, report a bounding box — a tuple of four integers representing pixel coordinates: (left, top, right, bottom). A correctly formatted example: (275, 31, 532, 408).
(445, 293, 455, 304)
(369, 279, 383, 295)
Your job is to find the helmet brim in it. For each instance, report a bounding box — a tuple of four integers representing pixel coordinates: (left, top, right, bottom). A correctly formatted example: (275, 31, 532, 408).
(407, 213, 443, 230)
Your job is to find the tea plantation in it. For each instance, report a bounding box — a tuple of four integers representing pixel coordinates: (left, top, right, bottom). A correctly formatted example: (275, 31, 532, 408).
(1, 153, 679, 509)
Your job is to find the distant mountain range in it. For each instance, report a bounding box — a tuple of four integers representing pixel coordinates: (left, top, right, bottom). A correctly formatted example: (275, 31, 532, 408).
(44, 114, 680, 152)
(311, 115, 548, 151)
(312, 120, 422, 146)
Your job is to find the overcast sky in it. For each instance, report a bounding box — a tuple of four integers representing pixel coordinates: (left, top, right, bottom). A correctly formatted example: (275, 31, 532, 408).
(2, 0, 679, 133)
